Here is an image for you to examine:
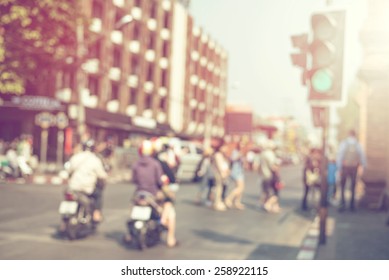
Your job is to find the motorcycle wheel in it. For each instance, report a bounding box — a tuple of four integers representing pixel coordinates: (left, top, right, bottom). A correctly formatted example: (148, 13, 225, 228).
(65, 218, 79, 240)
(131, 228, 146, 250)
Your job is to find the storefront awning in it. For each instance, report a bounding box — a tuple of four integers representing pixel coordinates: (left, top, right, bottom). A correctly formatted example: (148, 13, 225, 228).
(85, 107, 132, 132)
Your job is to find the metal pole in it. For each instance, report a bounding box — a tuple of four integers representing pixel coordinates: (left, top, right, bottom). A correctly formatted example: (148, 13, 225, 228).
(76, 20, 86, 142)
(319, 107, 329, 244)
(40, 129, 48, 169)
(57, 129, 64, 169)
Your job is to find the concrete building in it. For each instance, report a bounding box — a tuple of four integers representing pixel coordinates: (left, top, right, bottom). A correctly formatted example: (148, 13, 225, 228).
(351, 0, 389, 208)
(0, 0, 228, 164)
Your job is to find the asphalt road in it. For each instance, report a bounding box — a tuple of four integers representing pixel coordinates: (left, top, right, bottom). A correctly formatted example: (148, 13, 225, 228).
(0, 164, 317, 260)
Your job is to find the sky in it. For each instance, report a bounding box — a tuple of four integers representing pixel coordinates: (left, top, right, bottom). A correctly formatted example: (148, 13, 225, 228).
(189, 0, 368, 132)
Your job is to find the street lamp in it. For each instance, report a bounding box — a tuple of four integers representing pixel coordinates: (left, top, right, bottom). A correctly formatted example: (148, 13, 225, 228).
(76, 14, 134, 142)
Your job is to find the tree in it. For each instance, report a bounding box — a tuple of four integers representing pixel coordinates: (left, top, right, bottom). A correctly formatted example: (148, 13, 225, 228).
(0, 0, 87, 95)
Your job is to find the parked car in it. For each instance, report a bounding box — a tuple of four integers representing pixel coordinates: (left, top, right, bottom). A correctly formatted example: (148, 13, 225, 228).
(174, 141, 203, 182)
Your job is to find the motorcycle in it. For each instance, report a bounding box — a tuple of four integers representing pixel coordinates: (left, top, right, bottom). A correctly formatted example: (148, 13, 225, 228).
(58, 190, 99, 240)
(123, 191, 167, 250)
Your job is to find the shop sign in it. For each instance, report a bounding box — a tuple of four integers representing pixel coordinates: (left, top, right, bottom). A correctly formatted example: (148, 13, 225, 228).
(56, 112, 69, 129)
(35, 112, 56, 129)
(11, 96, 64, 111)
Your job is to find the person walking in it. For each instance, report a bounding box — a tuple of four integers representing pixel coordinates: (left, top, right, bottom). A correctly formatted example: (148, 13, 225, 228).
(211, 142, 230, 211)
(301, 148, 322, 211)
(224, 142, 246, 210)
(336, 130, 367, 212)
(258, 140, 281, 213)
(327, 145, 338, 206)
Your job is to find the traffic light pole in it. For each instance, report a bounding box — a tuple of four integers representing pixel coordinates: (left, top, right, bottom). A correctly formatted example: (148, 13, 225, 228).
(319, 106, 329, 244)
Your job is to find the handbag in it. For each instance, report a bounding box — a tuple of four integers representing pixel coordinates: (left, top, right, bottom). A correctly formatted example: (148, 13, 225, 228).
(306, 169, 320, 187)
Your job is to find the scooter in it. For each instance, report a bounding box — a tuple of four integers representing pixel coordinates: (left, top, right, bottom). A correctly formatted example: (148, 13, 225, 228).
(123, 191, 167, 250)
(58, 190, 99, 240)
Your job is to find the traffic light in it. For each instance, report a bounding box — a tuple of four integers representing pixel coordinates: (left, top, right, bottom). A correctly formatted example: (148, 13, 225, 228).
(290, 33, 309, 86)
(308, 10, 345, 101)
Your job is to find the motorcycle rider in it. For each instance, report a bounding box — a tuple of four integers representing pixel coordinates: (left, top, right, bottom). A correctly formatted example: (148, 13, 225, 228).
(65, 139, 108, 223)
(129, 139, 178, 248)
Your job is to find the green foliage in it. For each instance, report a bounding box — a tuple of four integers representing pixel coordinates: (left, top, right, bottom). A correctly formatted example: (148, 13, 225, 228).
(0, 0, 87, 95)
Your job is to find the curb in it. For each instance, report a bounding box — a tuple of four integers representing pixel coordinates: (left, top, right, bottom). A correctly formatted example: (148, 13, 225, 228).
(32, 175, 67, 185)
(297, 215, 320, 260)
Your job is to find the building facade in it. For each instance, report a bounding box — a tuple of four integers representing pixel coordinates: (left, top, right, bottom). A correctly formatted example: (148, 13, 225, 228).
(354, 0, 389, 208)
(0, 0, 228, 164)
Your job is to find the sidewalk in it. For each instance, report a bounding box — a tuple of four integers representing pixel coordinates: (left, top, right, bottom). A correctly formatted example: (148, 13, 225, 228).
(314, 206, 389, 259)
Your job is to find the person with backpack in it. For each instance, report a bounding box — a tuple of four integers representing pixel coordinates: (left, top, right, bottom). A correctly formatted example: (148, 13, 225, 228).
(336, 130, 367, 212)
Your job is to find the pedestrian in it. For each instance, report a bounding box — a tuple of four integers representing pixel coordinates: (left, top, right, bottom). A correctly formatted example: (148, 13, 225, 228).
(301, 147, 322, 211)
(211, 141, 230, 211)
(336, 129, 367, 212)
(224, 142, 246, 210)
(327, 145, 338, 206)
(153, 139, 178, 194)
(258, 140, 281, 213)
(194, 146, 215, 206)
(246, 149, 255, 171)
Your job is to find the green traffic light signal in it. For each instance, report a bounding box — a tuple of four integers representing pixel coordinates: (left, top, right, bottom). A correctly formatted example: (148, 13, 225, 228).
(308, 10, 345, 102)
(311, 68, 333, 93)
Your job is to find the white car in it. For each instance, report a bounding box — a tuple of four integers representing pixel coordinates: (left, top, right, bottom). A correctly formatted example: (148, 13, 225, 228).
(174, 141, 203, 182)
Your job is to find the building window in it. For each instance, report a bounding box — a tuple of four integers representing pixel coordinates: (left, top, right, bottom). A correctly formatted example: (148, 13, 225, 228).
(88, 76, 99, 96)
(147, 33, 156, 49)
(160, 97, 166, 110)
(150, 0, 158, 18)
(92, 0, 103, 18)
(193, 37, 199, 50)
(129, 88, 137, 105)
(114, 10, 125, 30)
(62, 71, 73, 88)
(133, 22, 141, 40)
(134, 0, 141, 7)
(111, 82, 119, 100)
(200, 89, 205, 103)
(163, 11, 170, 28)
(147, 63, 154, 81)
(145, 94, 152, 109)
(161, 69, 168, 87)
(162, 41, 169, 57)
(191, 109, 196, 121)
(88, 41, 101, 59)
(131, 55, 140, 75)
(113, 47, 121, 68)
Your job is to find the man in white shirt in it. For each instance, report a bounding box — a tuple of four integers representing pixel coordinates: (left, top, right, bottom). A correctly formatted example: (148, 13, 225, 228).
(67, 139, 108, 220)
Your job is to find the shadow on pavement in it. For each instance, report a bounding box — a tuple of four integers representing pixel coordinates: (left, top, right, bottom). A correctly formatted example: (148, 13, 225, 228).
(192, 229, 253, 245)
(246, 243, 300, 260)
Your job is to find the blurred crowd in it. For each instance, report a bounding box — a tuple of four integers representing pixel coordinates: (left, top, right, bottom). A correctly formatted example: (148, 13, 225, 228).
(0, 135, 37, 180)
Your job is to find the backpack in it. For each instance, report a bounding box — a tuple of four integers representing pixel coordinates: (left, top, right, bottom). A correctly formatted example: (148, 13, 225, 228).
(342, 142, 360, 167)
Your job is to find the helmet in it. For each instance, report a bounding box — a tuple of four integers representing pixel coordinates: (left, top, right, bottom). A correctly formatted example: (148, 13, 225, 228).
(151, 137, 163, 153)
(82, 139, 95, 151)
(139, 140, 153, 156)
